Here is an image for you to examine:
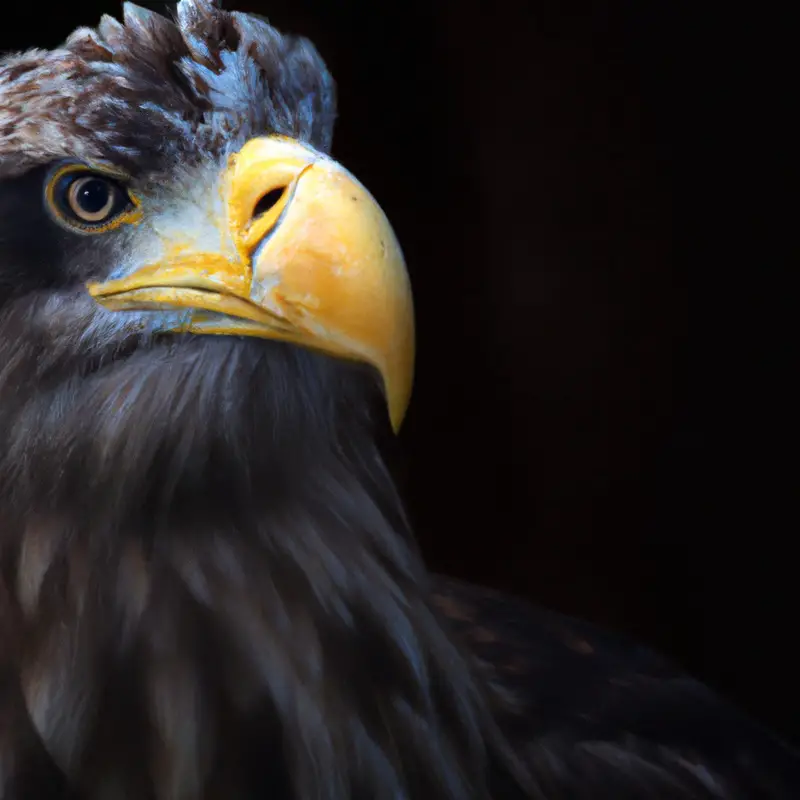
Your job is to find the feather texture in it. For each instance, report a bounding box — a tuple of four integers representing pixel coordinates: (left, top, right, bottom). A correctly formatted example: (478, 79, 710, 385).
(0, 0, 336, 181)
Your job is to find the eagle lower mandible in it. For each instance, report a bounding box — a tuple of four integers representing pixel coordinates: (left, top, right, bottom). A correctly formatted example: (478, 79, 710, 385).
(0, 2, 798, 798)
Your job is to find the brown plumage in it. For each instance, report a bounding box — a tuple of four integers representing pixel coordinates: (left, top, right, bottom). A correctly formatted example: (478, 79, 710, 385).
(0, 2, 798, 799)
(0, 0, 334, 180)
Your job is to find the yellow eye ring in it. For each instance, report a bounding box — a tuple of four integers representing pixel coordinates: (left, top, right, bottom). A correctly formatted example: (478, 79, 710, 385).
(45, 163, 143, 234)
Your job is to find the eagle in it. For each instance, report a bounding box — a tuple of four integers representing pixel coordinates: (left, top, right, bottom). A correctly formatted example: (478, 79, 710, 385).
(0, 2, 797, 798)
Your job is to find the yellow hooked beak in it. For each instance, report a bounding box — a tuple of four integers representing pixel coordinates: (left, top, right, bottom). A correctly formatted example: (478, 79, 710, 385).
(87, 136, 415, 431)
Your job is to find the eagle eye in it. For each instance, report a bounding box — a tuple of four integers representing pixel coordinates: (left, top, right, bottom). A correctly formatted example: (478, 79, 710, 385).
(45, 165, 140, 233)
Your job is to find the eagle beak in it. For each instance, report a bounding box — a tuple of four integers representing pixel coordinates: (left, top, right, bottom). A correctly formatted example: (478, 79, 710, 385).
(87, 136, 415, 432)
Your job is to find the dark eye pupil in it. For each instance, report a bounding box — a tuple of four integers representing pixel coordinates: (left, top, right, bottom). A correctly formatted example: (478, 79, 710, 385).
(76, 179, 111, 213)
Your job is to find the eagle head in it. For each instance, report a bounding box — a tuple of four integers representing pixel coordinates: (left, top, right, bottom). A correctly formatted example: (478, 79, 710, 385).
(0, 2, 524, 799)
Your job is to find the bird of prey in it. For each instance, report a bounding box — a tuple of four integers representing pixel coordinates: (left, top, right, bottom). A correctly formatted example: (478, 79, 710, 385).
(0, 2, 797, 798)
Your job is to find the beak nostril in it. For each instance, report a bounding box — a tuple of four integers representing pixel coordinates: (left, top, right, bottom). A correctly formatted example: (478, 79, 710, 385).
(252, 187, 287, 220)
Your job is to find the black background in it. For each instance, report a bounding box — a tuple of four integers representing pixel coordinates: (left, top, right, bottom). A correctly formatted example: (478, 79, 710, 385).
(2, 0, 795, 743)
